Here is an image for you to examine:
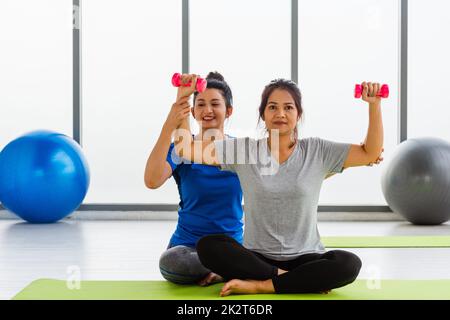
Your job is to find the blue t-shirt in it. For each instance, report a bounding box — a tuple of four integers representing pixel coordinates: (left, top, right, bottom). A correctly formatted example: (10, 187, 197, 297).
(166, 138, 244, 248)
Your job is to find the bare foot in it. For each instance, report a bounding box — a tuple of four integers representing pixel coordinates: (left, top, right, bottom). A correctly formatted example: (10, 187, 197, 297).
(198, 272, 224, 286)
(220, 279, 274, 297)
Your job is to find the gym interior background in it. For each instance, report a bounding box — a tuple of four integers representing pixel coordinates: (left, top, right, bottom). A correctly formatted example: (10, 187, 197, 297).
(0, 0, 450, 301)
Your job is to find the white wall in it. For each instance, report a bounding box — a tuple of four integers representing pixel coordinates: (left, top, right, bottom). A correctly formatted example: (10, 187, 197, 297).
(80, 0, 181, 204)
(408, 0, 450, 141)
(0, 1, 73, 145)
(190, 0, 291, 141)
(298, 0, 399, 205)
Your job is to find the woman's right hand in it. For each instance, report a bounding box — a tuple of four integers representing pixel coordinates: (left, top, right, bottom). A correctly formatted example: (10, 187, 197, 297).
(164, 95, 191, 130)
(360, 143, 384, 166)
(176, 73, 199, 100)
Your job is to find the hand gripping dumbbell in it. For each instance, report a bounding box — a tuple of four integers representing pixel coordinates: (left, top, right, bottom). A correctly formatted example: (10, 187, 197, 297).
(354, 83, 389, 98)
(172, 73, 207, 93)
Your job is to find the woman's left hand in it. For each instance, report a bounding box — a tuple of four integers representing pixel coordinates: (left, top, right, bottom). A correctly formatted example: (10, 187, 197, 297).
(361, 82, 382, 105)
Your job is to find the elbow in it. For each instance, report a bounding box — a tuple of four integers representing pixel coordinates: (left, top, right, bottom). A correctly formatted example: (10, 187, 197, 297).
(145, 181, 160, 190)
(364, 146, 383, 164)
(144, 176, 161, 189)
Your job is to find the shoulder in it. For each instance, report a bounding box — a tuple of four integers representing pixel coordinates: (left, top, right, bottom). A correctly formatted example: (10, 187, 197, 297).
(298, 137, 327, 157)
(225, 134, 256, 141)
(220, 135, 259, 147)
(299, 136, 320, 148)
(301, 136, 338, 147)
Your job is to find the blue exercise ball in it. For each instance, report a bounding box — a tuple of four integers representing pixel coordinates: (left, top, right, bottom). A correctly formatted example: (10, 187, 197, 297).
(381, 137, 450, 225)
(0, 130, 90, 223)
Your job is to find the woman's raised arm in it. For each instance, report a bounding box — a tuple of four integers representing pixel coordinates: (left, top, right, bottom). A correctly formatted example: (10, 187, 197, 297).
(174, 116, 221, 166)
(144, 95, 192, 188)
(171, 73, 221, 166)
(343, 82, 384, 169)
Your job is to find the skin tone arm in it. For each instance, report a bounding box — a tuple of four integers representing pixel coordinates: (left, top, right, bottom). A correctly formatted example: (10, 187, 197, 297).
(173, 74, 220, 166)
(172, 78, 384, 174)
(325, 143, 384, 179)
(144, 96, 191, 189)
(342, 82, 384, 169)
(174, 79, 382, 170)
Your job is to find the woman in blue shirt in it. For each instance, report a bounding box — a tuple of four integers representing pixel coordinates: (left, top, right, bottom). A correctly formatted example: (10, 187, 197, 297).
(144, 72, 243, 286)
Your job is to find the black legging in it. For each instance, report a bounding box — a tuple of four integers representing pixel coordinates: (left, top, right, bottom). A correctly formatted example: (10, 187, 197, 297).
(196, 234, 362, 294)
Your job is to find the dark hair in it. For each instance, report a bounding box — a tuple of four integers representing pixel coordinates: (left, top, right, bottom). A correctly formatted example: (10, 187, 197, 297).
(258, 78, 304, 147)
(193, 71, 233, 108)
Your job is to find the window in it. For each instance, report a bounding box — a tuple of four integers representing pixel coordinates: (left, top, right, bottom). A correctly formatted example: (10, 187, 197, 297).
(81, 0, 181, 203)
(408, 0, 450, 141)
(0, 1, 72, 148)
(298, 0, 399, 205)
(190, 0, 291, 139)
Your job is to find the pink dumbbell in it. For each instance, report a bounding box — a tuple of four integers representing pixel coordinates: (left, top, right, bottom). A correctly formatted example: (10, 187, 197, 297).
(354, 84, 389, 98)
(172, 73, 207, 93)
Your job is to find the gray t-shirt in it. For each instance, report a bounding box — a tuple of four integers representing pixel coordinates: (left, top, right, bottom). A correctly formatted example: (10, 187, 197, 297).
(214, 136, 351, 261)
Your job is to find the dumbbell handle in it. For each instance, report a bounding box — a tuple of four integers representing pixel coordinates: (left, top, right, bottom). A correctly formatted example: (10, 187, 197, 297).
(172, 73, 207, 93)
(354, 84, 389, 98)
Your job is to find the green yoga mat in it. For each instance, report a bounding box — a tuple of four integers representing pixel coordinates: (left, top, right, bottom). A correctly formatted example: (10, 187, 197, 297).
(12, 279, 450, 300)
(321, 235, 450, 248)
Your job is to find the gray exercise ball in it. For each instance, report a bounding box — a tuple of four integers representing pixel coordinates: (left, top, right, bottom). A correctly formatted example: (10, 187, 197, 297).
(381, 137, 450, 225)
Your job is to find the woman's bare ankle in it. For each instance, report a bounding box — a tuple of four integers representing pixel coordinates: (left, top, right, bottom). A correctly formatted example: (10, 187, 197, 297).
(257, 279, 275, 294)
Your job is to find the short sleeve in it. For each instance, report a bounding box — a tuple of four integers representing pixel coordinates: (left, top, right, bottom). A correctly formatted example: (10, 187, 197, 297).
(214, 137, 253, 173)
(316, 137, 352, 174)
(166, 143, 183, 171)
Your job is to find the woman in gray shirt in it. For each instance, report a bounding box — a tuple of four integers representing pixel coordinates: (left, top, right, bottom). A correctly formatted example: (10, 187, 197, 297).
(172, 76, 384, 296)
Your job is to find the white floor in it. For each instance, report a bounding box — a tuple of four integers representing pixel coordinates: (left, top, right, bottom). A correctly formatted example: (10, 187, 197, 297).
(1, 214, 450, 300)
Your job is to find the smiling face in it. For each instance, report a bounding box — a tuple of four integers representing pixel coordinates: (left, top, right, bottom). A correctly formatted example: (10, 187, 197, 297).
(193, 88, 232, 131)
(263, 89, 299, 136)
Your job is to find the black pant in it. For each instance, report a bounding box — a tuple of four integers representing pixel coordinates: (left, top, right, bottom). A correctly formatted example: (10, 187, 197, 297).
(196, 234, 362, 294)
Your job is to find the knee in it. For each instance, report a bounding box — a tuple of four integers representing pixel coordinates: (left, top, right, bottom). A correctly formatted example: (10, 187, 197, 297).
(159, 245, 212, 284)
(159, 246, 194, 283)
(332, 250, 362, 281)
(159, 246, 181, 270)
(342, 251, 362, 280)
(196, 234, 231, 257)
